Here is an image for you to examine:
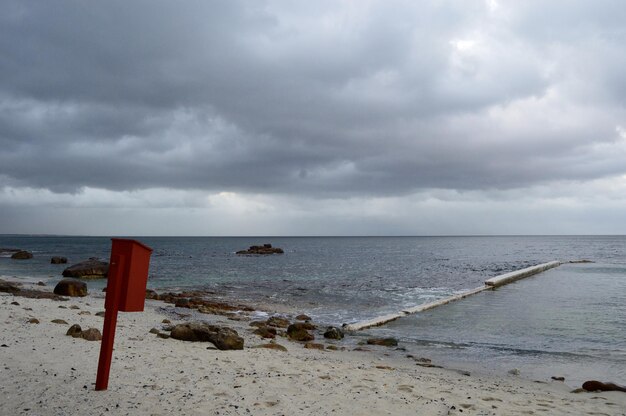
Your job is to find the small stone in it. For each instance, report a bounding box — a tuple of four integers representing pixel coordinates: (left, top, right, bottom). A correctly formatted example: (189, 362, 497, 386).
(50, 257, 68, 264)
(69, 305, 80, 309)
(78, 311, 91, 315)
(10, 301, 20, 306)
(66, 324, 82, 338)
(303, 342, 325, 350)
(551, 376, 565, 382)
(295, 314, 311, 321)
(53, 279, 88, 297)
(95, 311, 106, 317)
(149, 328, 160, 334)
(28, 318, 40, 324)
(254, 343, 288, 352)
(157, 333, 170, 339)
(366, 337, 398, 347)
(162, 319, 171, 324)
(81, 328, 102, 341)
(323, 326, 344, 340)
(51, 319, 68, 325)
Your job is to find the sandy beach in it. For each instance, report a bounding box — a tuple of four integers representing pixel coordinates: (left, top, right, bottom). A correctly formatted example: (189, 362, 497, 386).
(1, 283, 625, 416)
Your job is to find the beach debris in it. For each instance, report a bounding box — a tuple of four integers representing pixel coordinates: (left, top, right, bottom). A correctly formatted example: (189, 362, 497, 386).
(50, 256, 68, 264)
(303, 342, 324, 350)
(11, 250, 33, 260)
(236, 244, 284, 255)
(53, 279, 88, 297)
(508, 368, 521, 376)
(295, 314, 311, 321)
(170, 322, 244, 350)
(287, 323, 315, 342)
(323, 326, 344, 340)
(266, 316, 290, 328)
(51, 319, 68, 325)
(253, 342, 288, 352)
(66, 324, 83, 338)
(62, 258, 109, 279)
(28, 318, 40, 324)
(366, 337, 398, 347)
(81, 328, 103, 341)
(582, 380, 626, 393)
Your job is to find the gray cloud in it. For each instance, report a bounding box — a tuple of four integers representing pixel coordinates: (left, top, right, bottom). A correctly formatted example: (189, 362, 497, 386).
(1, 0, 625, 201)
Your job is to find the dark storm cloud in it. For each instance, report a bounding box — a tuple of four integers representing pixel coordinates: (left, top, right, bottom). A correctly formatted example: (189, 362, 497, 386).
(1, 0, 625, 197)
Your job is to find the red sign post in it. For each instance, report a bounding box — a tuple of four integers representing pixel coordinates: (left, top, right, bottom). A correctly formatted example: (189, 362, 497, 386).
(96, 238, 153, 391)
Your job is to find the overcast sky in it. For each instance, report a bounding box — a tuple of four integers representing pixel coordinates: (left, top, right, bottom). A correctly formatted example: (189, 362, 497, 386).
(1, 0, 625, 236)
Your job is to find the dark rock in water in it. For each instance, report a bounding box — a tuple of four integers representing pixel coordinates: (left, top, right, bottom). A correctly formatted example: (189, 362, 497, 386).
(324, 326, 344, 340)
(81, 328, 102, 341)
(66, 324, 82, 337)
(582, 380, 626, 393)
(11, 251, 33, 260)
(51, 319, 68, 325)
(287, 324, 314, 342)
(266, 316, 290, 328)
(37, 281, 46, 286)
(0, 279, 21, 293)
(51, 256, 68, 264)
(236, 244, 284, 255)
(253, 326, 277, 339)
(367, 337, 398, 347)
(170, 322, 244, 350)
(62, 258, 108, 279)
(53, 279, 88, 297)
(295, 314, 311, 321)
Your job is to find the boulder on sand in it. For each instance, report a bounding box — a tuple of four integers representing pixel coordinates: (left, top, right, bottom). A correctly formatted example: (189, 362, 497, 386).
(53, 279, 88, 297)
(170, 322, 244, 350)
(62, 258, 108, 279)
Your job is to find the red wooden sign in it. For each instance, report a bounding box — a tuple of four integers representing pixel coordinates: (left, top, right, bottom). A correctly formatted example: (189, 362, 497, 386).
(96, 238, 153, 391)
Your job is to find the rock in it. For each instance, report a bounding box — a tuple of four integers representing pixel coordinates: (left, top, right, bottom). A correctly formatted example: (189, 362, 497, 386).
(62, 258, 108, 279)
(37, 281, 46, 286)
(295, 314, 311, 321)
(66, 324, 82, 337)
(323, 326, 344, 340)
(254, 343, 288, 352)
(0, 279, 21, 293)
(174, 298, 191, 308)
(78, 311, 91, 315)
(287, 324, 314, 342)
(236, 244, 285, 255)
(304, 342, 325, 350)
(162, 319, 171, 324)
(10, 301, 20, 306)
(289, 322, 316, 331)
(326, 345, 339, 351)
(508, 368, 521, 376)
(51, 319, 68, 324)
(53, 279, 88, 297)
(11, 251, 33, 260)
(28, 318, 40, 324)
(149, 328, 160, 334)
(157, 333, 170, 339)
(266, 316, 290, 328)
(95, 311, 106, 317)
(81, 328, 102, 341)
(253, 326, 277, 339)
(582, 380, 626, 392)
(145, 289, 159, 300)
(170, 322, 244, 350)
(551, 376, 565, 382)
(367, 337, 398, 347)
(51, 257, 68, 264)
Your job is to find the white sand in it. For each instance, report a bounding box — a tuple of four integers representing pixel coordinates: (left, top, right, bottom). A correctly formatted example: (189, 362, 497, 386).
(1, 287, 625, 416)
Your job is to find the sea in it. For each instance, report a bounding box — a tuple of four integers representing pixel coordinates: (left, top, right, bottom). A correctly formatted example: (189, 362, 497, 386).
(1, 235, 625, 387)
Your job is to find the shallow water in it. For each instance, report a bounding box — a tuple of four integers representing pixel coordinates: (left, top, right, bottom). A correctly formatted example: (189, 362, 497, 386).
(1, 235, 625, 385)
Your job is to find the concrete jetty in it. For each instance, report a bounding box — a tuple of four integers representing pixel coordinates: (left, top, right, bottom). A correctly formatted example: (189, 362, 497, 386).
(344, 261, 562, 331)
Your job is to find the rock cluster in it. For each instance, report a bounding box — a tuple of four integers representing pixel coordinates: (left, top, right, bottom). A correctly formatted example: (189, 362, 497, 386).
(62, 258, 109, 279)
(169, 322, 244, 350)
(145, 289, 254, 317)
(53, 279, 88, 297)
(65, 324, 102, 341)
(51, 256, 68, 264)
(236, 244, 284, 255)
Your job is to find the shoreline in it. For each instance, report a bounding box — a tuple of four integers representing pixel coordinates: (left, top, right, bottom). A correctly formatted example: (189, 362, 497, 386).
(1, 281, 625, 415)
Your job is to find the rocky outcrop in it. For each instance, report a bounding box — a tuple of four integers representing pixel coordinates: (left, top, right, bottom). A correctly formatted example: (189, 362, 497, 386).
(11, 251, 33, 260)
(323, 326, 344, 340)
(53, 279, 88, 297)
(170, 322, 244, 350)
(366, 337, 398, 347)
(51, 257, 68, 264)
(236, 244, 284, 255)
(62, 258, 108, 279)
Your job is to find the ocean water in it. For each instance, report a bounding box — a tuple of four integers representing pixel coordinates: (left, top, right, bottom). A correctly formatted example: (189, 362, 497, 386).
(1, 235, 625, 386)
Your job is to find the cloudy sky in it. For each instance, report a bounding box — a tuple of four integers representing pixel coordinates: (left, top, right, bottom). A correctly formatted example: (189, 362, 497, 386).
(1, 0, 625, 235)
